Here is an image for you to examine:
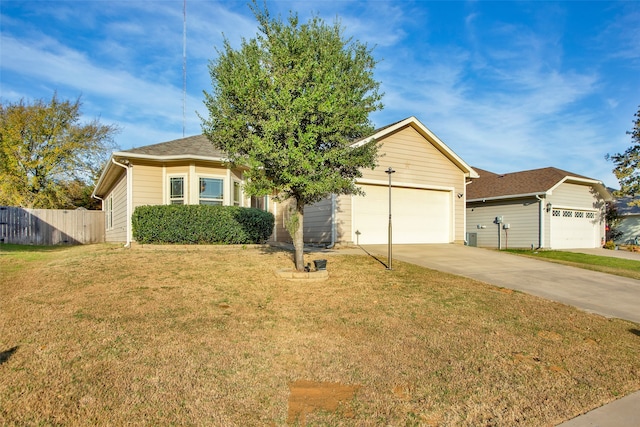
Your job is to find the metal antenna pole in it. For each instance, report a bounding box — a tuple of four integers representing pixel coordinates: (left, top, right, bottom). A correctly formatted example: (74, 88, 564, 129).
(385, 167, 396, 270)
(182, 0, 187, 137)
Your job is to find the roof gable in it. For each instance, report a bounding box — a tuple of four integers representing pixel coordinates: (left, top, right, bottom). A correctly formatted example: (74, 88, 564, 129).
(354, 116, 478, 178)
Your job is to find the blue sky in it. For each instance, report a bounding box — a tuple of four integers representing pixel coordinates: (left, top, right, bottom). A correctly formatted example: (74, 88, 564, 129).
(1, 1, 639, 187)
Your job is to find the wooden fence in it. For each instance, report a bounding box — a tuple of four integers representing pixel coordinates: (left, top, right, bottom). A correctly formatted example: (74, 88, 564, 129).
(0, 206, 105, 245)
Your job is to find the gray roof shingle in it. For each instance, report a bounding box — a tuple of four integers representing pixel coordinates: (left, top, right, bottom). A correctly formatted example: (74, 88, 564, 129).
(122, 134, 227, 158)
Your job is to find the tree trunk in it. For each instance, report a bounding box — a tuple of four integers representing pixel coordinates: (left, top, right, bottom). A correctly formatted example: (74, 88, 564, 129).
(293, 200, 305, 271)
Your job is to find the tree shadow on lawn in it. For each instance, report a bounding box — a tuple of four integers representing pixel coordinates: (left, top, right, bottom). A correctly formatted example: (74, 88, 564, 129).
(0, 346, 19, 365)
(262, 243, 390, 271)
(630, 328, 640, 338)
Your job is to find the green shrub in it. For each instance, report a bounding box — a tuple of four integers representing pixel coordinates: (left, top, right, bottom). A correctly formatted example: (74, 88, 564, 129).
(131, 205, 274, 244)
(603, 240, 616, 250)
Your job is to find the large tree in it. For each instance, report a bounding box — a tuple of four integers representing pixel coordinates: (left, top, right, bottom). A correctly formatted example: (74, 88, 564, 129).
(201, 3, 383, 270)
(0, 93, 118, 209)
(608, 105, 640, 202)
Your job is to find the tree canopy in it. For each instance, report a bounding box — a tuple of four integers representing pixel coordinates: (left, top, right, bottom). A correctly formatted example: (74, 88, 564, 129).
(608, 106, 640, 203)
(0, 94, 118, 209)
(201, 3, 383, 270)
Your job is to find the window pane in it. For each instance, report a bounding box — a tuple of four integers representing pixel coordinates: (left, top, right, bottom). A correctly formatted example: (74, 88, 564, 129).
(199, 178, 224, 203)
(170, 177, 184, 198)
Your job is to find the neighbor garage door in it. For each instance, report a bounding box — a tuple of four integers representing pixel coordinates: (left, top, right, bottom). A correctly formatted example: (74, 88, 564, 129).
(352, 185, 451, 244)
(550, 209, 598, 249)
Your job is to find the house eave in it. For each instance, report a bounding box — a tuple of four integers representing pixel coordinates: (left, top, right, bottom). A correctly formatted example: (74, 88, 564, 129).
(111, 151, 228, 163)
(467, 192, 548, 203)
(92, 152, 233, 199)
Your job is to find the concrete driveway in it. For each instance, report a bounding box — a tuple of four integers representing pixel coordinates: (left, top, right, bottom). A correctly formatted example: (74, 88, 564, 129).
(357, 244, 640, 324)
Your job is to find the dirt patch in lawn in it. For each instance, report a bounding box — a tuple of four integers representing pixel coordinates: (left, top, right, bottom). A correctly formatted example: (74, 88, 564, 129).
(287, 380, 359, 424)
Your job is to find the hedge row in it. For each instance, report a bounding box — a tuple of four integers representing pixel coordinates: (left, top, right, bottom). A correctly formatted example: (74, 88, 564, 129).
(131, 204, 274, 244)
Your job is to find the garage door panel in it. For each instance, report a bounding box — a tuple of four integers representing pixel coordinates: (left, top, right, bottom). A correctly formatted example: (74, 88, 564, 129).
(353, 185, 451, 244)
(550, 209, 597, 249)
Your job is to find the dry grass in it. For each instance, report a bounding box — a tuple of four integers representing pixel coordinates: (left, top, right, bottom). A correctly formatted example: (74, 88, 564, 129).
(1, 244, 639, 426)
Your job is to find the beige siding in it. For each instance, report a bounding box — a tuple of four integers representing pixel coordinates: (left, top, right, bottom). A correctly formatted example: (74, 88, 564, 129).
(106, 173, 127, 242)
(132, 164, 163, 208)
(273, 198, 294, 243)
(360, 126, 467, 243)
(466, 198, 541, 249)
(335, 194, 352, 244)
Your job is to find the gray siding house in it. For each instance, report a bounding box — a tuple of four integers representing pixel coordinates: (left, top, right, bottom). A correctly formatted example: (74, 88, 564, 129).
(466, 167, 611, 249)
(614, 196, 640, 244)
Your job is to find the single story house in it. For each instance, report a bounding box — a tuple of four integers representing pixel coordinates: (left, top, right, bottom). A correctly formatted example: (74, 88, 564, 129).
(613, 195, 640, 244)
(466, 167, 612, 249)
(93, 117, 478, 246)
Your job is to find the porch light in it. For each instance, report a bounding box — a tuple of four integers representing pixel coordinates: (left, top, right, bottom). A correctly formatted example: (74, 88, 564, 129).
(546, 202, 552, 212)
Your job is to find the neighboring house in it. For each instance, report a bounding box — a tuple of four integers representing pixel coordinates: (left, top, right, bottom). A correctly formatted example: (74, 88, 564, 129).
(93, 117, 478, 246)
(466, 167, 612, 249)
(613, 196, 640, 244)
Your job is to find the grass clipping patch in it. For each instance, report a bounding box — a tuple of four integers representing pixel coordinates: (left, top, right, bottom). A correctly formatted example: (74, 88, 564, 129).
(1, 244, 639, 426)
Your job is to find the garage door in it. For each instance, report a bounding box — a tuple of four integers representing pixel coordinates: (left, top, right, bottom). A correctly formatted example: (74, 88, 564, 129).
(352, 185, 451, 244)
(550, 209, 598, 249)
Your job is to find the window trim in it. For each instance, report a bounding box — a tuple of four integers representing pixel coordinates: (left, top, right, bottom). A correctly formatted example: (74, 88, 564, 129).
(105, 195, 114, 230)
(198, 175, 225, 205)
(168, 174, 187, 205)
(233, 180, 242, 206)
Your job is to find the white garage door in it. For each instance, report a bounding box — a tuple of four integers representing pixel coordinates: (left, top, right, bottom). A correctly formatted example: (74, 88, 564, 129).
(550, 209, 598, 249)
(352, 185, 451, 244)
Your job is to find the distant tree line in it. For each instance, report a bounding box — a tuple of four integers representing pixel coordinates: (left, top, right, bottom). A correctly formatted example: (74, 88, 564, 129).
(0, 93, 118, 209)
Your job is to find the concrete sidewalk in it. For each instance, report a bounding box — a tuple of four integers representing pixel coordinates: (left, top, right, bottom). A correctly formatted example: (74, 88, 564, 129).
(340, 244, 640, 427)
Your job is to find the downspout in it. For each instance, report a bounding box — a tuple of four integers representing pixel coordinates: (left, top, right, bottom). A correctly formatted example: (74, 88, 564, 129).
(535, 195, 544, 249)
(326, 193, 337, 249)
(111, 158, 132, 248)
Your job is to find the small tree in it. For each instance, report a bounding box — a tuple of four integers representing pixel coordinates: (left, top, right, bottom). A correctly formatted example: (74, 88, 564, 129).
(0, 93, 118, 209)
(607, 105, 640, 204)
(201, 2, 383, 270)
(605, 202, 623, 242)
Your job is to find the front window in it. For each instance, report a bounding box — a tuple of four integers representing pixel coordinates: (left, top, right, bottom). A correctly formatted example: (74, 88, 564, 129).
(199, 177, 224, 205)
(169, 177, 185, 204)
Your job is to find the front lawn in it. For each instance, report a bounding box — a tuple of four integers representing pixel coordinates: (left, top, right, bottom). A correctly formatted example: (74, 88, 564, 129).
(1, 244, 639, 425)
(505, 249, 640, 280)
